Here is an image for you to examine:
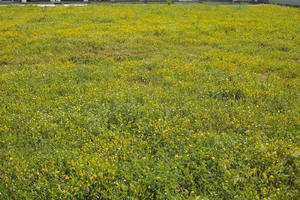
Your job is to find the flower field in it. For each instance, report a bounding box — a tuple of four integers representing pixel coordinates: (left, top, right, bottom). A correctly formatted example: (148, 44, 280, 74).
(0, 4, 299, 199)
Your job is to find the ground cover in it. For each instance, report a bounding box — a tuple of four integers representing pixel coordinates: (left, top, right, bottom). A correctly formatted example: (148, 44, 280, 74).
(0, 4, 299, 199)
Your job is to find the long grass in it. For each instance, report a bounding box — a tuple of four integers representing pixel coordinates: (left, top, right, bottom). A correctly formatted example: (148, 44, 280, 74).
(0, 4, 299, 199)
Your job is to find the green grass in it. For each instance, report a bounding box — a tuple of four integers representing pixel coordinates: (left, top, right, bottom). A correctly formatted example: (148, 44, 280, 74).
(0, 4, 299, 199)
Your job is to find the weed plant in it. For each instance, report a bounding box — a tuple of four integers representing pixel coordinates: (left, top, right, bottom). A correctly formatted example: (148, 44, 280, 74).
(0, 4, 299, 199)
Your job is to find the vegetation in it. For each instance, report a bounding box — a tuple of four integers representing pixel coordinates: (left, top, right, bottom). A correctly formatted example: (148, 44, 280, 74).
(0, 4, 299, 200)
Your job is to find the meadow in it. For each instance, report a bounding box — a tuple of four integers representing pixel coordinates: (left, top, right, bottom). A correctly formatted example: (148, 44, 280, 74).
(0, 4, 299, 199)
